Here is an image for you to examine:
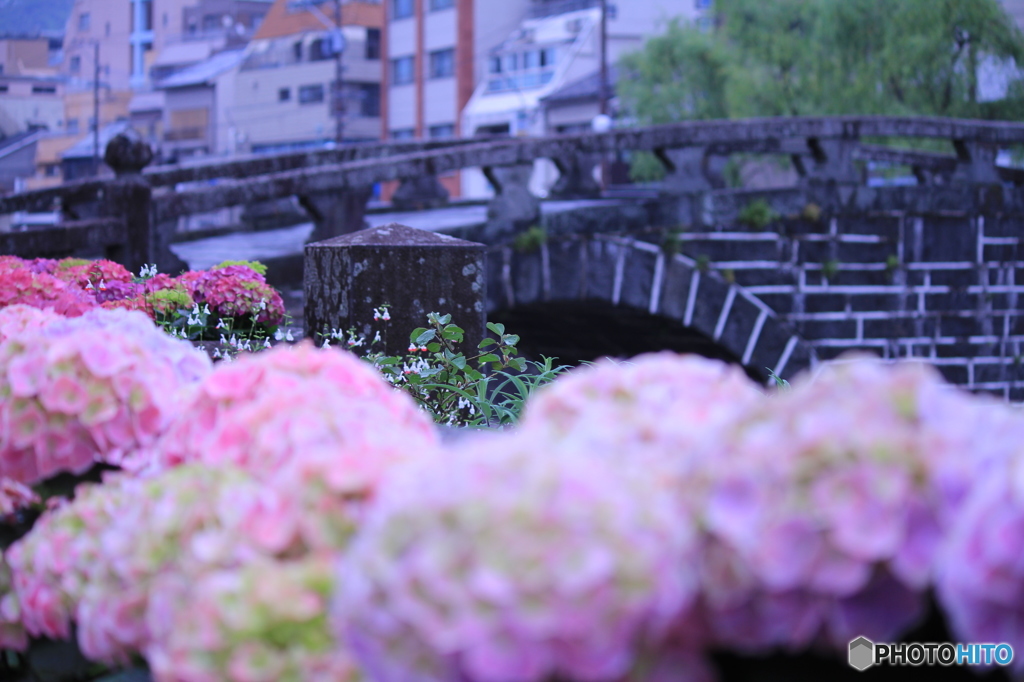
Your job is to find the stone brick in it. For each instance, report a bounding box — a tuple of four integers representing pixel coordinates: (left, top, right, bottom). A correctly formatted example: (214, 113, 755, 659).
(839, 215, 901, 241)
(658, 260, 697, 320)
(686, 276, 732, 341)
(717, 294, 761, 359)
(836, 242, 896, 264)
(863, 317, 922, 340)
(511, 250, 544, 306)
(847, 293, 904, 312)
(974, 361, 1014, 385)
(546, 239, 585, 301)
(983, 243, 1020, 263)
(583, 239, 620, 301)
(804, 293, 849, 313)
(938, 314, 983, 337)
(795, 319, 858, 341)
(756, 293, 795, 315)
(619, 247, 659, 311)
(835, 270, 892, 287)
(929, 269, 977, 287)
(797, 240, 836, 264)
(936, 364, 969, 384)
(987, 214, 1024, 237)
(909, 215, 977, 262)
(935, 342, 979, 359)
(731, 268, 796, 288)
(680, 239, 780, 263)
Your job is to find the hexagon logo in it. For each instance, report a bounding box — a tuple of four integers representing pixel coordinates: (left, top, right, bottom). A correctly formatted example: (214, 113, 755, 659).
(849, 636, 875, 671)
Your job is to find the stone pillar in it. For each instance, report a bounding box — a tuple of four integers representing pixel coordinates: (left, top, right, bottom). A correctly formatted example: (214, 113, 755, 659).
(390, 175, 450, 211)
(300, 185, 374, 244)
(483, 164, 541, 241)
(656, 147, 714, 227)
(304, 222, 486, 356)
(547, 153, 602, 200)
(101, 129, 186, 274)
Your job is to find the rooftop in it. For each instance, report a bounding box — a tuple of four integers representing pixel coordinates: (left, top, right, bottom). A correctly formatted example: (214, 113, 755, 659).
(156, 49, 246, 89)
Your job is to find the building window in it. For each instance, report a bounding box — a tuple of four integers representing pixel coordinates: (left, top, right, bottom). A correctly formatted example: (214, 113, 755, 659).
(356, 83, 380, 117)
(279, 87, 291, 101)
(310, 38, 332, 61)
(430, 0, 454, 10)
(298, 83, 325, 104)
(429, 123, 455, 138)
(0, 84, 7, 93)
(44, 164, 59, 177)
(391, 56, 414, 85)
(504, 53, 517, 71)
(489, 56, 501, 74)
(141, 0, 154, 31)
(32, 85, 57, 95)
(428, 48, 454, 79)
(391, 128, 415, 139)
(202, 14, 220, 32)
(392, 0, 414, 19)
(293, 41, 303, 61)
(67, 118, 79, 133)
(70, 56, 81, 73)
(78, 12, 91, 31)
(540, 47, 555, 67)
(366, 28, 380, 60)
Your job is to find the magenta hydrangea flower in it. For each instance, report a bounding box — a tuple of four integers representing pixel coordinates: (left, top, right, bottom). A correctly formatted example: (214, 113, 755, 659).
(0, 552, 28, 651)
(0, 308, 211, 483)
(0, 269, 97, 318)
(179, 266, 285, 325)
(335, 431, 699, 682)
(689, 355, 1004, 654)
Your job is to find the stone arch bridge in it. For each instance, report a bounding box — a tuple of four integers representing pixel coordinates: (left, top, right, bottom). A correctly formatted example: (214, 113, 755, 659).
(4, 116, 1024, 396)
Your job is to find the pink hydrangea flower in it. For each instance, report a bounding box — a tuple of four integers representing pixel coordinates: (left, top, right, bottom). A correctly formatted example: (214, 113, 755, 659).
(0, 304, 63, 343)
(0, 308, 211, 483)
(335, 431, 699, 682)
(518, 352, 762, 476)
(139, 341, 436, 478)
(936, 449, 1024, 673)
(0, 552, 28, 651)
(688, 355, 1014, 654)
(145, 555, 361, 682)
(178, 267, 285, 325)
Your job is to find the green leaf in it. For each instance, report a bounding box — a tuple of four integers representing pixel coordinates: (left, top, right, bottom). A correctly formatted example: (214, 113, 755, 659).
(501, 334, 520, 347)
(510, 357, 527, 372)
(451, 355, 467, 370)
(478, 338, 498, 348)
(486, 322, 505, 336)
(414, 329, 437, 345)
(410, 327, 428, 343)
(437, 313, 452, 325)
(479, 353, 500, 364)
(427, 342, 441, 353)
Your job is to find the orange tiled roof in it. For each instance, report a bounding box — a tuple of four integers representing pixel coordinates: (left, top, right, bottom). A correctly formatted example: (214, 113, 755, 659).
(253, 0, 383, 40)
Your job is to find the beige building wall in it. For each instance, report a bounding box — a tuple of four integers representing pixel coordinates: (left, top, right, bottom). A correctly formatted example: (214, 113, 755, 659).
(0, 39, 52, 76)
(0, 79, 65, 134)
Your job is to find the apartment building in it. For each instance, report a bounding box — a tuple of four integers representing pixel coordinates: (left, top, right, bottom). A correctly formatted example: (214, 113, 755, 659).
(0, 35, 65, 136)
(232, 0, 383, 153)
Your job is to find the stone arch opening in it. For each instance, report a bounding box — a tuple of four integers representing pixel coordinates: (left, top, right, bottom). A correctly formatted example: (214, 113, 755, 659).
(485, 235, 816, 382)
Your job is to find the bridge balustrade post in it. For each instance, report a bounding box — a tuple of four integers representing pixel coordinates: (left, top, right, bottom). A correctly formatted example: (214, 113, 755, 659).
(100, 129, 186, 274)
(952, 140, 1002, 185)
(654, 147, 716, 227)
(483, 164, 541, 240)
(390, 175, 450, 211)
(547, 153, 602, 200)
(304, 222, 486, 355)
(804, 138, 863, 185)
(300, 185, 375, 244)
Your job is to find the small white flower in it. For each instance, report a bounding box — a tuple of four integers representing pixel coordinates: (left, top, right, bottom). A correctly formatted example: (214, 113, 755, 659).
(382, 310, 391, 321)
(216, 319, 228, 330)
(203, 304, 211, 315)
(220, 333, 228, 344)
(285, 329, 294, 342)
(373, 331, 381, 344)
(275, 329, 285, 341)
(322, 338, 331, 349)
(263, 338, 271, 349)
(230, 334, 238, 346)
(85, 281, 94, 290)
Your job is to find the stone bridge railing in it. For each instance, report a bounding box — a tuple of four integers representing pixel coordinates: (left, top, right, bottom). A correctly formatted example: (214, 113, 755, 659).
(2, 116, 1024, 273)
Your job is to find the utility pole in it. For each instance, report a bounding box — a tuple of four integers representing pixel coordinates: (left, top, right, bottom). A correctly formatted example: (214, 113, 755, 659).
(334, 0, 345, 144)
(92, 41, 101, 173)
(599, 0, 608, 116)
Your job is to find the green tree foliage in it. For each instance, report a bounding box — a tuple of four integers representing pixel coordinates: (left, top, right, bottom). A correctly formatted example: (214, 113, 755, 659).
(0, 0, 74, 35)
(619, 0, 1024, 123)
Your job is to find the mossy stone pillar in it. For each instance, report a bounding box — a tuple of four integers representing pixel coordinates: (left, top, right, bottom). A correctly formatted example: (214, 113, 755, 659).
(304, 223, 486, 355)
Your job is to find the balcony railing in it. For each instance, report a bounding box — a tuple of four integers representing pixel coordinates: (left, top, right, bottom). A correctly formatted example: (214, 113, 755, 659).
(527, 0, 599, 19)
